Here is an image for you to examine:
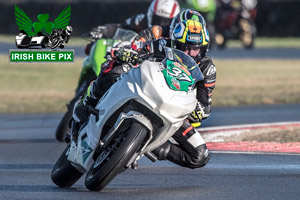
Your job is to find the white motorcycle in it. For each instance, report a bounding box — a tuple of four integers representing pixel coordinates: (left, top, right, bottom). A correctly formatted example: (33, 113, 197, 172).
(51, 46, 204, 191)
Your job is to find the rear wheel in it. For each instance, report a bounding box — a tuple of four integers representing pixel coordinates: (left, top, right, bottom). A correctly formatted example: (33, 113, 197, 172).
(85, 120, 147, 191)
(51, 146, 84, 187)
(55, 108, 73, 142)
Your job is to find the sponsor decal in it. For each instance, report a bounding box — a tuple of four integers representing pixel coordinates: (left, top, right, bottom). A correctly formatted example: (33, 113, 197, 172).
(167, 65, 192, 83)
(188, 35, 201, 41)
(171, 78, 180, 90)
(206, 64, 216, 76)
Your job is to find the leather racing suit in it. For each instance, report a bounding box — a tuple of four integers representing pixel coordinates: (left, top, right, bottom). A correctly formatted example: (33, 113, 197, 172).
(75, 37, 216, 169)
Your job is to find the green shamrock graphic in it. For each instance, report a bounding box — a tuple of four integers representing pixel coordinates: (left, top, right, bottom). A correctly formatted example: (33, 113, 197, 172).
(33, 13, 54, 35)
(15, 5, 71, 36)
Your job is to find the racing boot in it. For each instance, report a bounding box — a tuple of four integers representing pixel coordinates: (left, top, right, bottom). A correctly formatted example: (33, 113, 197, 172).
(73, 81, 98, 123)
(152, 141, 171, 160)
(152, 120, 210, 169)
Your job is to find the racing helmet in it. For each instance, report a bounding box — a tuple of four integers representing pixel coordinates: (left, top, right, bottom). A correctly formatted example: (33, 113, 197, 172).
(169, 8, 206, 37)
(171, 19, 210, 59)
(147, 0, 180, 27)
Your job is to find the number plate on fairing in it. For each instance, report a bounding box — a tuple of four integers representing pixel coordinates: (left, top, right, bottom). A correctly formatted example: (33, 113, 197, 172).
(162, 60, 194, 92)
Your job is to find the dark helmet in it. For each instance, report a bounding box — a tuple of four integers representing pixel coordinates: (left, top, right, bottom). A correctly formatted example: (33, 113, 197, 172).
(171, 19, 210, 59)
(147, 0, 180, 27)
(169, 9, 206, 37)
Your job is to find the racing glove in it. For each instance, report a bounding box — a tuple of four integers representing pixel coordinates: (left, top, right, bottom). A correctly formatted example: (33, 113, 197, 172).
(115, 48, 140, 64)
(188, 102, 205, 128)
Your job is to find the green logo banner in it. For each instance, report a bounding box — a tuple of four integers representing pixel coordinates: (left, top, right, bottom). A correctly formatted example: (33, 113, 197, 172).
(9, 50, 74, 62)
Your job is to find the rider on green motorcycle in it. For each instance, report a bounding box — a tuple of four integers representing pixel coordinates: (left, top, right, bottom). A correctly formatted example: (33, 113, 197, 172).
(80, 0, 181, 86)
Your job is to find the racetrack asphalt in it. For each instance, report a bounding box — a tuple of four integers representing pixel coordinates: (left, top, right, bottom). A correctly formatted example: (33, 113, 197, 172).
(1, 111, 300, 200)
(1, 104, 299, 154)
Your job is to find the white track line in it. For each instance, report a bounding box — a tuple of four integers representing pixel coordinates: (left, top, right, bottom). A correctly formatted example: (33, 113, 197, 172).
(197, 121, 300, 133)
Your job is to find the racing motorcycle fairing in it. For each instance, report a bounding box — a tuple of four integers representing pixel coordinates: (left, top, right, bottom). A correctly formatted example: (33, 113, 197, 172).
(68, 47, 204, 170)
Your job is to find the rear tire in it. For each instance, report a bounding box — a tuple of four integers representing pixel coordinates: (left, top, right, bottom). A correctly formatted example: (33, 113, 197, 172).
(55, 109, 73, 142)
(85, 120, 147, 191)
(51, 146, 84, 187)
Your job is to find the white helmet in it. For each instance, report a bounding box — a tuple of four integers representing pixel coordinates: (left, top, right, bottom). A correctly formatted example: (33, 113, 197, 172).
(147, 0, 180, 27)
(65, 26, 73, 35)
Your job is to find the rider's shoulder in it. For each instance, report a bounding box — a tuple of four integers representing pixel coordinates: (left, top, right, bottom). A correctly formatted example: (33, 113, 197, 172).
(200, 56, 214, 66)
(125, 14, 146, 26)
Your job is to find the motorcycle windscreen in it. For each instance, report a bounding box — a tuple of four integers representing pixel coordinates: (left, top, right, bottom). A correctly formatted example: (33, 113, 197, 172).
(112, 28, 138, 42)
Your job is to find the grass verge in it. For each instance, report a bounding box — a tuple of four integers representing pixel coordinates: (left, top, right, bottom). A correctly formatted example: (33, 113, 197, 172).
(0, 55, 81, 113)
(212, 59, 300, 106)
(224, 37, 300, 48)
(0, 55, 300, 113)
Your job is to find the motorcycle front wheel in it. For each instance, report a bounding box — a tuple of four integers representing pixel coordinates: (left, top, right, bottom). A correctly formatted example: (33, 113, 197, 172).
(50, 38, 60, 49)
(85, 120, 147, 191)
(51, 146, 84, 187)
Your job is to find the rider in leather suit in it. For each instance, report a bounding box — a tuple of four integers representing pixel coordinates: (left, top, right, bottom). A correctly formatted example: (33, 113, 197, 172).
(74, 11, 216, 169)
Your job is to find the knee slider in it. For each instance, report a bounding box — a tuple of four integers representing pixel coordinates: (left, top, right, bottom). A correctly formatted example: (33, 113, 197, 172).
(189, 144, 210, 169)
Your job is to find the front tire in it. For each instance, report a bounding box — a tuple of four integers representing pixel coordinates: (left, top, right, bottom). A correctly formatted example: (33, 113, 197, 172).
(51, 146, 84, 187)
(50, 38, 60, 49)
(85, 120, 147, 191)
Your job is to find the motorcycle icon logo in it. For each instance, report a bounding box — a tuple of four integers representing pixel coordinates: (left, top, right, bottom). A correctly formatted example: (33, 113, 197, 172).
(14, 5, 72, 49)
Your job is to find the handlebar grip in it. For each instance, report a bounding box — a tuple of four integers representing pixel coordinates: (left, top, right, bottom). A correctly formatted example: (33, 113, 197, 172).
(88, 106, 99, 116)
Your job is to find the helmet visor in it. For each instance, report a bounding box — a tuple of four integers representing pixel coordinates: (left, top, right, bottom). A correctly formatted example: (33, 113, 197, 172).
(152, 14, 173, 26)
(175, 41, 201, 57)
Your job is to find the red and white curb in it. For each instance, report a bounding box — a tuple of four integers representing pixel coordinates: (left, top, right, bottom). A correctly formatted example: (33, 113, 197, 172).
(197, 121, 300, 154)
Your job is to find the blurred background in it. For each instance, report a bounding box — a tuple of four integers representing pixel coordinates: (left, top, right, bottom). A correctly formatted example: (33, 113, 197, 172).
(1, 0, 299, 114)
(0, 0, 299, 37)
